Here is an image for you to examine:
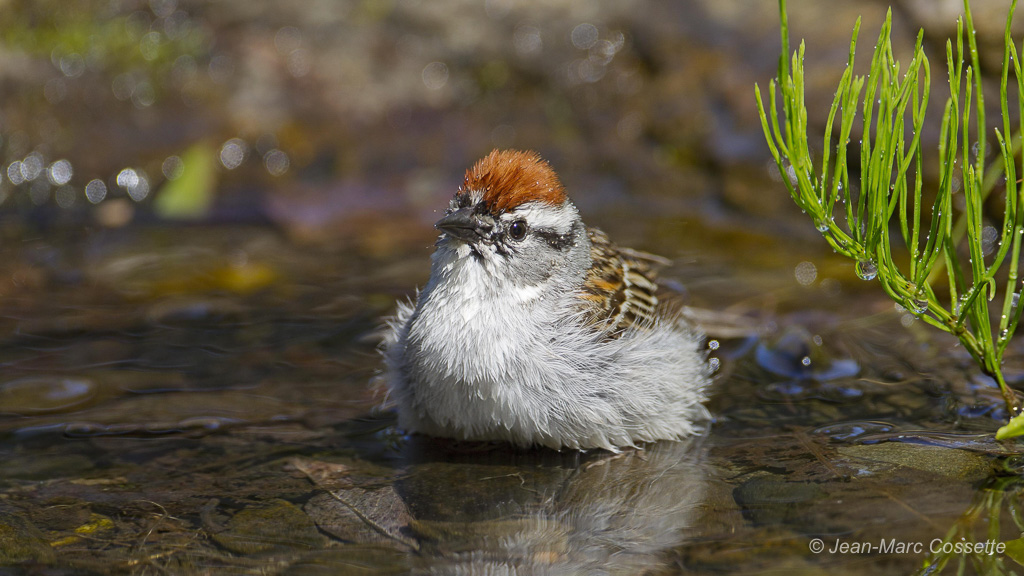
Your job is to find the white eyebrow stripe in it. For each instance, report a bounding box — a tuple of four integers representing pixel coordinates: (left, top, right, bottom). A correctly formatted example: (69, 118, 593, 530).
(503, 201, 578, 233)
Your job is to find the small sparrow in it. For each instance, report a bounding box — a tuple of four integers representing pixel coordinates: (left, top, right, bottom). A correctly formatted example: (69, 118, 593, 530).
(382, 149, 711, 450)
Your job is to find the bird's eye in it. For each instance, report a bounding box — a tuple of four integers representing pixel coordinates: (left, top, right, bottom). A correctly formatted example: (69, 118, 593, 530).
(508, 220, 528, 241)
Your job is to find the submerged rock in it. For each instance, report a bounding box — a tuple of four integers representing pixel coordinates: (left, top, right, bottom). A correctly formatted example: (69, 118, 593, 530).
(0, 512, 55, 564)
(211, 499, 325, 554)
(838, 443, 992, 482)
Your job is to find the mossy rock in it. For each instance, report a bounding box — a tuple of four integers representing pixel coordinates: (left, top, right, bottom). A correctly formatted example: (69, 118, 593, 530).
(212, 499, 325, 555)
(0, 512, 55, 564)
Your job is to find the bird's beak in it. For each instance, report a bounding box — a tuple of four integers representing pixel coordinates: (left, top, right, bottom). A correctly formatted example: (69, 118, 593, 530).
(435, 207, 494, 243)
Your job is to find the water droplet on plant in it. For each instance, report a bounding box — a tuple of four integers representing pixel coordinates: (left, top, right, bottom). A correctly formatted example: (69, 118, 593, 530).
(856, 260, 878, 281)
(801, 356, 812, 367)
(816, 219, 830, 233)
(909, 296, 928, 314)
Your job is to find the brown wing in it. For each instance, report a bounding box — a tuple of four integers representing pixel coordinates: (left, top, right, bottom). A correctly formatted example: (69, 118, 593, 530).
(578, 228, 667, 334)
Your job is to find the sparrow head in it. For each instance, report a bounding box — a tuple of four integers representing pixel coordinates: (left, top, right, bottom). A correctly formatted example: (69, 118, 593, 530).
(434, 149, 591, 290)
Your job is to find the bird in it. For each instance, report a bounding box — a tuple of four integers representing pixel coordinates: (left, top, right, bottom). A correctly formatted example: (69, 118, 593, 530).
(381, 149, 711, 450)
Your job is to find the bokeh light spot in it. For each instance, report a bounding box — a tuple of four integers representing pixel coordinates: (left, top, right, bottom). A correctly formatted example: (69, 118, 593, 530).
(85, 179, 108, 204)
(513, 26, 542, 58)
(21, 153, 44, 181)
(220, 138, 247, 170)
(795, 261, 818, 286)
(571, 23, 599, 50)
(263, 149, 289, 176)
(55, 185, 77, 209)
(117, 168, 139, 189)
(48, 159, 73, 186)
(422, 62, 449, 90)
(7, 163, 24, 186)
(162, 156, 185, 180)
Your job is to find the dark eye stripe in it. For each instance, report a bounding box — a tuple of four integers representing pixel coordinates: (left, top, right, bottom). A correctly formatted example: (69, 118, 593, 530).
(533, 229, 574, 251)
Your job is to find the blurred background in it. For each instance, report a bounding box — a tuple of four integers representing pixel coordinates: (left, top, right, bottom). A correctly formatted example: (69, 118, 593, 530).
(2, 0, 1019, 291)
(0, 0, 887, 252)
(2, 0, 1017, 262)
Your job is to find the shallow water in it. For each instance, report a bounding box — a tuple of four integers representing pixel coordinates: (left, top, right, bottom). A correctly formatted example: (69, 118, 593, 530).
(0, 223, 1020, 575)
(3, 1, 1024, 574)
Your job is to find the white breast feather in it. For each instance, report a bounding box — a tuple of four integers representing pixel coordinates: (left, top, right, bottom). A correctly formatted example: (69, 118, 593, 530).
(382, 240, 711, 450)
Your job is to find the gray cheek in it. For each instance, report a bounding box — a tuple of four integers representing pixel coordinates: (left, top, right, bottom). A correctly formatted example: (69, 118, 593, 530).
(504, 237, 592, 290)
(505, 243, 558, 287)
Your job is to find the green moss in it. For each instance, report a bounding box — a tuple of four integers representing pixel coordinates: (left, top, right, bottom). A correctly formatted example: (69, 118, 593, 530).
(0, 513, 55, 565)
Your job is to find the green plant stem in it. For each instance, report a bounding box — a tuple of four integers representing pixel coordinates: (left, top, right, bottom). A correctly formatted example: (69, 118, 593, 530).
(756, 0, 1024, 436)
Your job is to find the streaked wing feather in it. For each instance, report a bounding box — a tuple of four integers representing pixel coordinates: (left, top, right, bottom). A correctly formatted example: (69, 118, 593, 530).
(579, 228, 665, 334)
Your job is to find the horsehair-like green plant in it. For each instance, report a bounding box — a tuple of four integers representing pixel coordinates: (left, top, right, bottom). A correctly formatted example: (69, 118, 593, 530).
(755, 0, 1024, 439)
